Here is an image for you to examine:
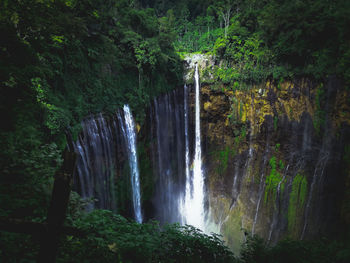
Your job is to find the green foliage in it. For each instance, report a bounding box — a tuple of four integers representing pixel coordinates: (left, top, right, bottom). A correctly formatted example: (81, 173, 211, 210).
(275, 143, 280, 152)
(137, 141, 154, 203)
(264, 156, 284, 203)
(288, 174, 307, 232)
(313, 83, 326, 135)
(212, 125, 246, 175)
(212, 23, 273, 85)
(279, 160, 285, 170)
(0, 0, 183, 142)
(213, 146, 233, 174)
(0, 140, 62, 219)
(58, 210, 235, 263)
(0, 0, 182, 222)
(228, 97, 244, 124)
(239, 235, 350, 263)
(0, 232, 39, 262)
(0, 2, 182, 261)
(161, 0, 350, 85)
(273, 116, 278, 131)
(239, 235, 269, 263)
(258, 0, 350, 82)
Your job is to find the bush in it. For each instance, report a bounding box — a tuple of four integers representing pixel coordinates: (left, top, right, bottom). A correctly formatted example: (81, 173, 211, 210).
(58, 210, 236, 263)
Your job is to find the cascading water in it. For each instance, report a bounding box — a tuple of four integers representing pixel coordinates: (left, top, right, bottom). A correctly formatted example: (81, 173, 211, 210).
(252, 146, 269, 235)
(74, 107, 142, 222)
(152, 89, 186, 224)
(251, 168, 265, 235)
(268, 164, 289, 242)
(300, 149, 329, 239)
(181, 84, 192, 224)
(73, 114, 117, 211)
(181, 64, 206, 230)
(119, 105, 143, 223)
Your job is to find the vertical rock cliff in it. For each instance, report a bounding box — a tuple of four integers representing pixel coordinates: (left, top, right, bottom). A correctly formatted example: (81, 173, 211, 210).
(72, 53, 350, 253)
(185, 54, 350, 251)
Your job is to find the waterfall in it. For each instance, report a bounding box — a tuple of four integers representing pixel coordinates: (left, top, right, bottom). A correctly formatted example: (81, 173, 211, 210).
(181, 64, 206, 230)
(251, 170, 265, 235)
(300, 150, 329, 239)
(73, 114, 117, 211)
(119, 105, 143, 223)
(252, 145, 269, 235)
(152, 89, 185, 224)
(268, 164, 289, 242)
(301, 87, 333, 240)
(181, 85, 192, 224)
(74, 106, 143, 223)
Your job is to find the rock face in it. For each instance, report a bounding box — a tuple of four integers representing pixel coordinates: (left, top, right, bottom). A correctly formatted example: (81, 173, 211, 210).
(197, 76, 350, 252)
(183, 53, 215, 84)
(73, 54, 350, 253)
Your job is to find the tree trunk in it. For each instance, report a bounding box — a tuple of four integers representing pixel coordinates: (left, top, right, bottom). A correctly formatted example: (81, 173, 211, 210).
(37, 150, 76, 263)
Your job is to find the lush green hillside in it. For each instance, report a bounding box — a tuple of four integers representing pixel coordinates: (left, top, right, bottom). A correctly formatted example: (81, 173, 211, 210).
(0, 1, 183, 261)
(142, 0, 350, 85)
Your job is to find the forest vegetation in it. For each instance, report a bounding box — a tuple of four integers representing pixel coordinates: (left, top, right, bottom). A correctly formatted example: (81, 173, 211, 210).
(1, 0, 350, 262)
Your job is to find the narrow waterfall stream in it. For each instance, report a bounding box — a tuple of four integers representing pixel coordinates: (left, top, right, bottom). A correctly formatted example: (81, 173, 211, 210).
(181, 84, 191, 225)
(119, 105, 143, 223)
(181, 64, 206, 230)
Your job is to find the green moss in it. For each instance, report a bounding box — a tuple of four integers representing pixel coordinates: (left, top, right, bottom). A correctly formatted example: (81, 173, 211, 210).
(212, 126, 246, 175)
(228, 97, 241, 124)
(280, 182, 285, 196)
(288, 174, 308, 233)
(239, 101, 244, 120)
(233, 81, 240, 90)
(269, 156, 277, 170)
(277, 77, 284, 90)
(264, 156, 284, 203)
(273, 115, 278, 131)
(212, 146, 232, 174)
(240, 125, 247, 138)
(275, 143, 281, 151)
(279, 160, 285, 170)
(344, 144, 350, 165)
(137, 142, 154, 203)
(221, 209, 245, 254)
(313, 84, 326, 135)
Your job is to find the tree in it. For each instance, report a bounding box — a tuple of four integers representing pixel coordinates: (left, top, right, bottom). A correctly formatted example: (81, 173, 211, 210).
(215, 0, 239, 38)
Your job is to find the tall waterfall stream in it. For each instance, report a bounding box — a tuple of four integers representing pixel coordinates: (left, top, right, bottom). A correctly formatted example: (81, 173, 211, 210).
(181, 64, 206, 230)
(119, 105, 143, 223)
